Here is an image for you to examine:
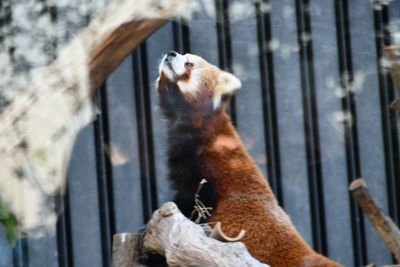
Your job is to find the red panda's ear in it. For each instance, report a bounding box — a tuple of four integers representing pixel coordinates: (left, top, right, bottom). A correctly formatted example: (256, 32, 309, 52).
(216, 71, 242, 93)
(213, 71, 242, 109)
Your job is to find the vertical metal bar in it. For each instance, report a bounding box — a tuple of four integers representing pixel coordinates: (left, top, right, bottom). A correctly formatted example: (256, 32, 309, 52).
(13, 172, 29, 267)
(132, 45, 159, 221)
(215, 0, 236, 125)
(56, 191, 73, 267)
(132, 49, 151, 221)
(334, 0, 367, 265)
(295, 0, 327, 255)
(181, 19, 191, 53)
(13, 237, 28, 267)
(139, 43, 158, 214)
(373, 2, 400, 225)
(140, 44, 159, 212)
(215, 0, 231, 70)
(254, 0, 284, 205)
(172, 20, 191, 54)
(93, 85, 116, 267)
(172, 21, 183, 52)
(373, 5, 400, 263)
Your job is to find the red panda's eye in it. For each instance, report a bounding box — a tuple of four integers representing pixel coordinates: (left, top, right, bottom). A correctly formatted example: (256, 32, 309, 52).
(185, 62, 194, 67)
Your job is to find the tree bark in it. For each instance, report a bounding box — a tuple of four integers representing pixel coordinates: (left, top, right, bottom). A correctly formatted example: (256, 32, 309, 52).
(142, 202, 269, 267)
(0, 0, 191, 234)
(349, 178, 400, 263)
(112, 201, 400, 267)
(112, 233, 146, 267)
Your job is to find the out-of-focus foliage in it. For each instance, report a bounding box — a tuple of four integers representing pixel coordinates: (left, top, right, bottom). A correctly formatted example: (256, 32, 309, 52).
(0, 199, 18, 247)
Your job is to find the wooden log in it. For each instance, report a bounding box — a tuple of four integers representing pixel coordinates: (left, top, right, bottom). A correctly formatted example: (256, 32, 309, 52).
(384, 45, 400, 110)
(143, 202, 269, 267)
(0, 0, 191, 234)
(349, 178, 400, 262)
(112, 233, 146, 267)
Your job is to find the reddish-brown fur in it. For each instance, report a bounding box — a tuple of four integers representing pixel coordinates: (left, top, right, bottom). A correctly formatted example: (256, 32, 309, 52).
(157, 53, 342, 267)
(199, 113, 341, 266)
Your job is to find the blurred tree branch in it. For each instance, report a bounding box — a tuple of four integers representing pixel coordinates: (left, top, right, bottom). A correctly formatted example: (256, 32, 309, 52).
(0, 0, 191, 236)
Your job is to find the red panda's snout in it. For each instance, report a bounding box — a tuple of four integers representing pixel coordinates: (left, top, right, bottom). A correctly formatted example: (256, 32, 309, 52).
(159, 50, 187, 81)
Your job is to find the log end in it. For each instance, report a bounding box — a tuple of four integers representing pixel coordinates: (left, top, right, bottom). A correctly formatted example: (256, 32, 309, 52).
(112, 233, 145, 267)
(349, 178, 366, 192)
(159, 202, 179, 217)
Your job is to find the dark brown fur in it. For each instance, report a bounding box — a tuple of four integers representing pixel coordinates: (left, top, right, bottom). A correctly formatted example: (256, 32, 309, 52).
(157, 53, 342, 267)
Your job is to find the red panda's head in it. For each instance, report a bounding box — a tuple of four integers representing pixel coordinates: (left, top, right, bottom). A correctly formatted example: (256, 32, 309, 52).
(156, 51, 241, 119)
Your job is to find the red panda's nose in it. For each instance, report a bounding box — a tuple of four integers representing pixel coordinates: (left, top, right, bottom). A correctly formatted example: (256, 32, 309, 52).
(168, 50, 177, 57)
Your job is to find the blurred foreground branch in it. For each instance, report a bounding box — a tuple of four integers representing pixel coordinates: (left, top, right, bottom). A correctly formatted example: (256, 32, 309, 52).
(0, 0, 190, 235)
(112, 202, 268, 267)
(350, 178, 400, 263)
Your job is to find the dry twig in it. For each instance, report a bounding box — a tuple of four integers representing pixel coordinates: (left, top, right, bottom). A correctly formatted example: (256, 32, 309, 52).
(350, 178, 400, 262)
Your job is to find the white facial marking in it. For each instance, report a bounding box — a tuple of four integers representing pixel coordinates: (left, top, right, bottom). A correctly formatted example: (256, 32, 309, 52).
(213, 93, 223, 109)
(177, 69, 201, 94)
(159, 53, 186, 80)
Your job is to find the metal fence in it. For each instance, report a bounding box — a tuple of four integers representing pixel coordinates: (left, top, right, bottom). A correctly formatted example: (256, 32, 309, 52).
(1, 0, 400, 266)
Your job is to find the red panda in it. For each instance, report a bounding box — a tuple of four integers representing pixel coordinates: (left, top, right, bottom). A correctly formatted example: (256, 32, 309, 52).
(156, 51, 342, 267)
